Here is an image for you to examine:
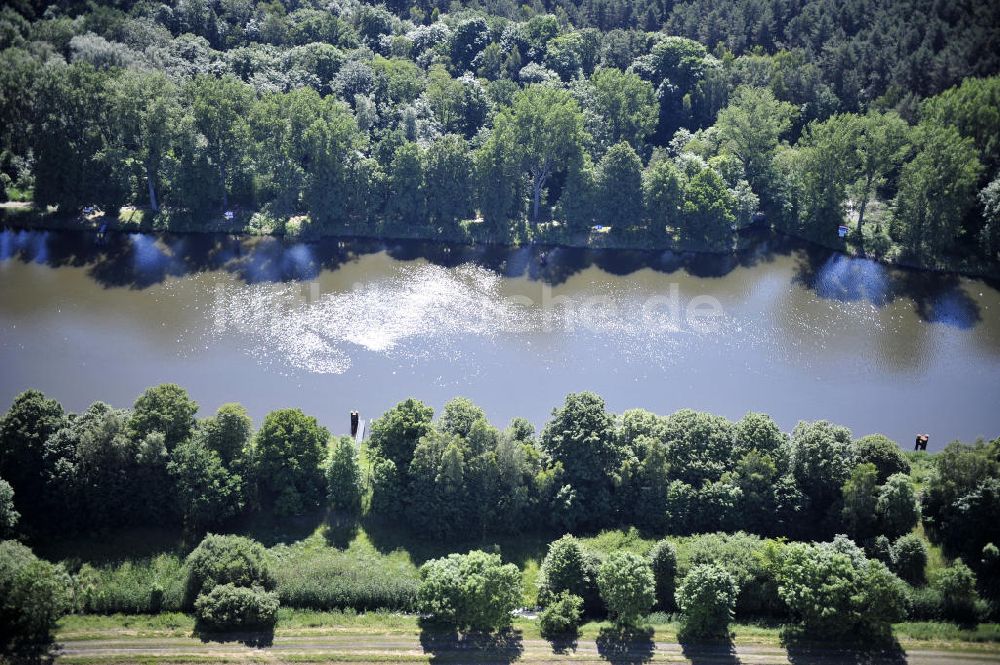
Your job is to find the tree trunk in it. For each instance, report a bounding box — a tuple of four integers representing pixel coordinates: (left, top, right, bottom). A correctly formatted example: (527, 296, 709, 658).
(146, 163, 159, 212)
(856, 176, 872, 235)
(220, 164, 228, 212)
(532, 177, 542, 224)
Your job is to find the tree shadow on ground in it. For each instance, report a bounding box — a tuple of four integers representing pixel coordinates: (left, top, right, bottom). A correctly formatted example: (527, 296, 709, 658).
(194, 625, 275, 648)
(323, 511, 360, 549)
(541, 626, 580, 655)
(361, 515, 550, 569)
(417, 625, 523, 665)
(678, 634, 741, 665)
(781, 628, 906, 665)
(2, 638, 59, 665)
(595, 625, 655, 665)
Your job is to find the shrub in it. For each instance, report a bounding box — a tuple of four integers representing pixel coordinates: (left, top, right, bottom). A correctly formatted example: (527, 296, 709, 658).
(537, 535, 601, 612)
(539, 591, 583, 638)
(0, 540, 72, 654)
(76, 555, 186, 613)
(777, 539, 908, 638)
(850, 434, 910, 482)
(416, 550, 522, 631)
(876, 473, 919, 539)
(597, 551, 655, 627)
(891, 534, 928, 585)
(675, 564, 738, 638)
(194, 583, 280, 631)
(684, 532, 785, 617)
(271, 538, 418, 611)
(185, 534, 276, 605)
(648, 539, 676, 611)
(933, 561, 982, 623)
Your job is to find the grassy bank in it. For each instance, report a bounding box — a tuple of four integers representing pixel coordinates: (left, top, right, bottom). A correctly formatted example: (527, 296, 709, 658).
(55, 610, 1000, 647)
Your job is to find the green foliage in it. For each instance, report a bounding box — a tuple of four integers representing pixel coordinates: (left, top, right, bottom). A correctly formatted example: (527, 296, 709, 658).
(789, 420, 853, 532)
(851, 434, 910, 483)
(194, 583, 279, 631)
(168, 438, 243, 530)
(326, 436, 363, 513)
(841, 463, 879, 541)
(537, 535, 601, 612)
(648, 539, 677, 611)
(367, 398, 434, 474)
(893, 122, 982, 260)
(597, 551, 656, 627)
(933, 561, 982, 623)
(921, 438, 1000, 560)
(271, 536, 418, 611)
(490, 85, 588, 223)
(200, 403, 252, 467)
(0, 540, 72, 654)
(75, 554, 186, 614)
(185, 534, 276, 605)
(129, 384, 198, 451)
(588, 68, 658, 151)
(715, 86, 796, 198)
(777, 539, 908, 637)
(675, 563, 739, 638)
(539, 591, 584, 638)
(876, 473, 919, 540)
(0, 478, 18, 538)
(252, 409, 329, 513)
(0, 389, 65, 522)
(892, 534, 928, 585)
(416, 550, 522, 631)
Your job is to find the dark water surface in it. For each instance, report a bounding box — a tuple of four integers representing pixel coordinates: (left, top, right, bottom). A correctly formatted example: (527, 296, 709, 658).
(2, 228, 998, 449)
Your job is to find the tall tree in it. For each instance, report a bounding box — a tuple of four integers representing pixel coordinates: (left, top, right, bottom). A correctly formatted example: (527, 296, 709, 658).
(187, 75, 254, 211)
(715, 86, 796, 200)
(595, 141, 644, 231)
(588, 68, 657, 152)
(893, 122, 981, 260)
(490, 85, 588, 223)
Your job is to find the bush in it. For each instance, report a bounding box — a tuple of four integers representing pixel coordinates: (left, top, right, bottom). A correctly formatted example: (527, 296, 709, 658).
(0, 540, 72, 654)
(777, 539, 908, 638)
(539, 591, 583, 638)
(271, 538, 418, 611)
(684, 532, 785, 617)
(933, 561, 982, 623)
(537, 535, 601, 613)
(675, 564, 738, 638)
(891, 534, 928, 585)
(416, 550, 522, 631)
(76, 555, 186, 614)
(648, 539, 676, 611)
(876, 473, 919, 540)
(185, 534, 276, 605)
(850, 434, 910, 482)
(194, 583, 280, 631)
(597, 551, 655, 627)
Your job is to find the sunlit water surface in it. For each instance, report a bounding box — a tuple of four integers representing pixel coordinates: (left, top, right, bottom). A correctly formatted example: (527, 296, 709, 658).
(2, 229, 998, 449)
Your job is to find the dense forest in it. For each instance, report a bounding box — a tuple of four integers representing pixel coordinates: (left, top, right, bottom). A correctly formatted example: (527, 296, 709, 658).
(1, 0, 999, 272)
(2, 385, 999, 647)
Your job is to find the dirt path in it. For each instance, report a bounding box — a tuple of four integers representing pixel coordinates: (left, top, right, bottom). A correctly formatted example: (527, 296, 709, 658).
(53, 633, 1000, 664)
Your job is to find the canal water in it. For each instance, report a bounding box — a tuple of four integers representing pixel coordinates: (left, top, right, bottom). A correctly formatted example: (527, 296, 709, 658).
(2, 228, 998, 449)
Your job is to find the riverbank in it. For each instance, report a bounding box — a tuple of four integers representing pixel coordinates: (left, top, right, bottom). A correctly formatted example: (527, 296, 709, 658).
(3, 202, 998, 282)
